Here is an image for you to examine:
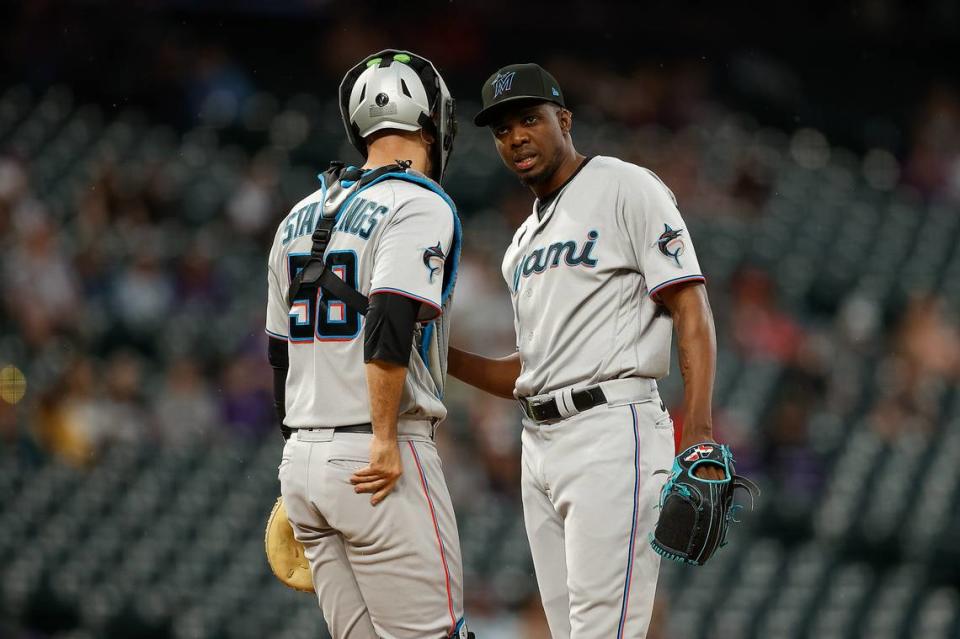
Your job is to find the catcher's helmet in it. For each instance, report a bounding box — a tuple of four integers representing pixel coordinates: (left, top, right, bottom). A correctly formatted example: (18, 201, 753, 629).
(340, 50, 457, 183)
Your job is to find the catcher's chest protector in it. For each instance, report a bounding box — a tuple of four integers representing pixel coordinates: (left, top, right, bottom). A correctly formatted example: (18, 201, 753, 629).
(288, 161, 410, 312)
(287, 161, 460, 342)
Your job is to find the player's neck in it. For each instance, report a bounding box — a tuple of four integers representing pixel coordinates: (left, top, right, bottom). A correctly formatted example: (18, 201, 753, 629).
(363, 133, 430, 175)
(531, 146, 586, 200)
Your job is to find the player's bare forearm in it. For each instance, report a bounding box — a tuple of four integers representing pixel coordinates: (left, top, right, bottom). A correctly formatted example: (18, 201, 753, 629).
(660, 282, 717, 445)
(448, 347, 520, 399)
(352, 359, 407, 505)
(366, 359, 406, 440)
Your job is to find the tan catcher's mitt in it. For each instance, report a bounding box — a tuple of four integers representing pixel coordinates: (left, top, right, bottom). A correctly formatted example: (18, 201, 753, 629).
(264, 496, 314, 592)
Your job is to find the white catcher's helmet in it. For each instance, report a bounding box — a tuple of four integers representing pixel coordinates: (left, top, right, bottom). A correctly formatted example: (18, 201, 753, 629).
(339, 50, 457, 183)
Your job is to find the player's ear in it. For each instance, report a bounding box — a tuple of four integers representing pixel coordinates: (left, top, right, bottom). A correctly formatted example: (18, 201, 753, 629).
(419, 128, 436, 146)
(558, 108, 572, 134)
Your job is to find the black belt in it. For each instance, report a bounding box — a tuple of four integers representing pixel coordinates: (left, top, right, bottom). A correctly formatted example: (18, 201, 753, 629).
(519, 385, 608, 423)
(330, 423, 373, 434)
(283, 423, 373, 440)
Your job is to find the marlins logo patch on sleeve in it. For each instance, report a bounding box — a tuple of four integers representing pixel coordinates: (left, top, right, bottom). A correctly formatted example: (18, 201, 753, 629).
(655, 224, 685, 266)
(422, 242, 445, 283)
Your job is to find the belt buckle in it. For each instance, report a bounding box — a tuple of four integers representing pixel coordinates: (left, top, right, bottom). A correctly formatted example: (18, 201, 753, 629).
(519, 397, 535, 420)
(522, 395, 555, 423)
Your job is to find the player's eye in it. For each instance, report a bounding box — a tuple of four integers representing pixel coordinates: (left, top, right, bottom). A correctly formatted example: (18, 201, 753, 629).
(523, 115, 538, 125)
(494, 125, 509, 137)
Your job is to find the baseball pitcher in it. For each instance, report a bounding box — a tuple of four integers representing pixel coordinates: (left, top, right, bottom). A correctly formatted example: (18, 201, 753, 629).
(448, 64, 754, 638)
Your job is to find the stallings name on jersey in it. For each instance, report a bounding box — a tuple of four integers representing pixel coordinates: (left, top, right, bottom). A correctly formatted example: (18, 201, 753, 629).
(280, 196, 390, 246)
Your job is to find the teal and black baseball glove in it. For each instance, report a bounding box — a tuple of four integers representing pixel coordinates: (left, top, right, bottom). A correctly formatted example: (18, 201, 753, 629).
(649, 442, 759, 566)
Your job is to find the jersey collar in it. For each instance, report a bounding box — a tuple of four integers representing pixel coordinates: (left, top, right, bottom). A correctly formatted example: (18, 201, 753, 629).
(535, 155, 593, 220)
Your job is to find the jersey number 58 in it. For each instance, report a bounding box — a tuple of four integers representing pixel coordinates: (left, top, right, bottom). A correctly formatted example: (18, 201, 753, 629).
(288, 251, 361, 342)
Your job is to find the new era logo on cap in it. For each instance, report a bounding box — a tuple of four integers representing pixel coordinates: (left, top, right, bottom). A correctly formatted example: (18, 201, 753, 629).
(492, 71, 516, 98)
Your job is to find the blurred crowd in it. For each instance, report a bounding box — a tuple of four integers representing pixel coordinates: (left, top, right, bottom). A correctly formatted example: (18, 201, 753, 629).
(2, 30, 960, 638)
(0, 46, 958, 497)
(0, 147, 279, 464)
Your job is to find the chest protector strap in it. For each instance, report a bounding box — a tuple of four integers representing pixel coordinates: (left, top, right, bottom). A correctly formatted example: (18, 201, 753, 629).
(287, 160, 414, 313)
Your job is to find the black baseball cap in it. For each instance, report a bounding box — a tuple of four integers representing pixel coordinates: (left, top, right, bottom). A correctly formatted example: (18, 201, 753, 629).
(474, 63, 565, 126)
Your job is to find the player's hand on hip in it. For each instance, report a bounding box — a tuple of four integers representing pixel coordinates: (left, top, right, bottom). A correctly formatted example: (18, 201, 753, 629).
(350, 437, 403, 506)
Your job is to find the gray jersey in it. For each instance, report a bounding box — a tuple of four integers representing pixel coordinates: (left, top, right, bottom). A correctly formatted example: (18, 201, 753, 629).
(501, 155, 704, 398)
(266, 173, 460, 427)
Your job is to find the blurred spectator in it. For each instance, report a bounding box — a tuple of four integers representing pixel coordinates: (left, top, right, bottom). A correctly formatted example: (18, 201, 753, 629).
(219, 353, 274, 440)
(111, 252, 175, 336)
(175, 238, 224, 308)
(836, 294, 882, 350)
(763, 359, 827, 502)
(0, 399, 19, 448)
(868, 355, 939, 441)
(450, 252, 516, 353)
(904, 85, 960, 198)
(0, 156, 29, 241)
(226, 154, 280, 238)
(34, 352, 153, 465)
(894, 294, 960, 380)
(153, 358, 219, 447)
(464, 393, 521, 495)
(730, 266, 804, 362)
(96, 350, 150, 444)
(862, 294, 960, 441)
(3, 209, 80, 347)
(35, 357, 103, 466)
(188, 45, 254, 128)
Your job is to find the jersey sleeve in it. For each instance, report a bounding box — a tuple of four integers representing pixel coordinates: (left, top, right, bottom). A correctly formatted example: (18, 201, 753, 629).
(369, 189, 455, 322)
(265, 245, 290, 340)
(622, 167, 705, 302)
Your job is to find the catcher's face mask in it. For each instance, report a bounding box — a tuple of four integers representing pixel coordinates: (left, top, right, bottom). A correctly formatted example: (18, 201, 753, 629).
(339, 49, 458, 184)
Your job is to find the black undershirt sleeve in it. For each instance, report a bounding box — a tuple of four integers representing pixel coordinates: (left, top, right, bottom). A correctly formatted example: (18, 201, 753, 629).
(364, 293, 421, 366)
(267, 336, 290, 438)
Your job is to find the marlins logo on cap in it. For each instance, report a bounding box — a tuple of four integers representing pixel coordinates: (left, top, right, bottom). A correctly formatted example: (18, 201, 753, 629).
(491, 71, 516, 98)
(474, 63, 565, 126)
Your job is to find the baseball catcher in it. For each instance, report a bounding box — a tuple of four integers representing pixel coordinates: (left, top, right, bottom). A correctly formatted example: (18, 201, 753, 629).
(263, 49, 473, 638)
